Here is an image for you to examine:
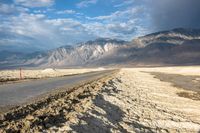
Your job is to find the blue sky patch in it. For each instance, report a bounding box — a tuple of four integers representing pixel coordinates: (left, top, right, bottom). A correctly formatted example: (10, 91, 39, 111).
(0, 0, 200, 51)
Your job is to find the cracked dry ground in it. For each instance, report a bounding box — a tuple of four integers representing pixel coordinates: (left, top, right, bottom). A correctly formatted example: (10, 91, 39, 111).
(1, 69, 200, 133)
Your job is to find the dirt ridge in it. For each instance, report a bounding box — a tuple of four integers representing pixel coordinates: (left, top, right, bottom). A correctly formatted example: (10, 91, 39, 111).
(0, 71, 117, 132)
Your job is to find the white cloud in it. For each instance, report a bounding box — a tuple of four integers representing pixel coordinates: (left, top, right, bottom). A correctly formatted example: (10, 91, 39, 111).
(76, 0, 97, 8)
(0, 4, 17, 14)
(114, 0, 135, 8)
(14, 0, 54, 8)
(82, 21, 142, 40)
(0, 12, 95, 50)
(56, 10, 76, 15)
(33, 10, 47, 14)
(84, 6, 148, 39)
(87, 7, 142, 21)
(45, 18, 82, 28)
(0, 3, 29, 15)
(0, 1, 150, 51)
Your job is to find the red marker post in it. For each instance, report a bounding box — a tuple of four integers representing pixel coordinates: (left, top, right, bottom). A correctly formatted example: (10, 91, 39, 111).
(20, 68, 22, 80)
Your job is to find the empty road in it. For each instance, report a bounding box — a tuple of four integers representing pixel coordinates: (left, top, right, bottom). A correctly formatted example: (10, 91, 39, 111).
(0, 70, 116, 110)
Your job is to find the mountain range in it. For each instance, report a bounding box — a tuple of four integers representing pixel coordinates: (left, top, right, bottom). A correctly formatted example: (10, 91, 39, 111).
(1, 28, 200, 69)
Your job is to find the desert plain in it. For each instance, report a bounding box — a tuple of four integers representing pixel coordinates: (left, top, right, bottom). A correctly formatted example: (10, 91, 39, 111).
(0, 68, 105, 83)
(0, 66, 200, 133)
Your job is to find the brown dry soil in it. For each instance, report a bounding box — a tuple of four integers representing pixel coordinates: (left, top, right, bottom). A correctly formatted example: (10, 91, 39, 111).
(151, 72, 200, 101)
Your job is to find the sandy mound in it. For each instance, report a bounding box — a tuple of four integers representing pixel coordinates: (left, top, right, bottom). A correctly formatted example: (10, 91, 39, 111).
(41, 68, 56, 73)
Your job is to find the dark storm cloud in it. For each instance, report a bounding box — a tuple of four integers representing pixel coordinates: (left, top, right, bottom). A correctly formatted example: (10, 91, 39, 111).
(147, 0, 200, 30)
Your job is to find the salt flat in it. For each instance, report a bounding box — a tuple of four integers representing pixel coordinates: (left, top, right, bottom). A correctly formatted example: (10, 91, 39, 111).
(1, 66, 200, 133)
(129, 66, 200, 76)
(0, 68, 105, 83)
(58, 67, 200, 133)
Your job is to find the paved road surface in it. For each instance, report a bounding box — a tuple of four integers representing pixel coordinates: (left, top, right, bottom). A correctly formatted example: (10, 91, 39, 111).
(0, 70, 116, 109)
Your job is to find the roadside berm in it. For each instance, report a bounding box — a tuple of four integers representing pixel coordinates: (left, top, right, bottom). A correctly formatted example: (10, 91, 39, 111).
(1, 68, 200, 133)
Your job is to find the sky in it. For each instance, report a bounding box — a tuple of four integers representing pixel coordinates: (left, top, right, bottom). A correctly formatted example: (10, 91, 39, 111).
(0, 0, 200, 52)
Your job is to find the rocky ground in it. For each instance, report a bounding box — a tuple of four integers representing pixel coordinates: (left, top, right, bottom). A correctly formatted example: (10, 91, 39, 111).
(1, 67, 200, 132)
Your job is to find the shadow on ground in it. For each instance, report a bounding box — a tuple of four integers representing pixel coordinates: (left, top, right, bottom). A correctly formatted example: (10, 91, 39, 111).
(70, 94, 127, 133)
(1, 79, 157, 132)
(70, 80, 155, 133)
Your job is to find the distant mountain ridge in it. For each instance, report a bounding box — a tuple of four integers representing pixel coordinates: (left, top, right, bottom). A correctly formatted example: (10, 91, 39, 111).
(1, 28, 200, 69)
(25, 38, 129, 67)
